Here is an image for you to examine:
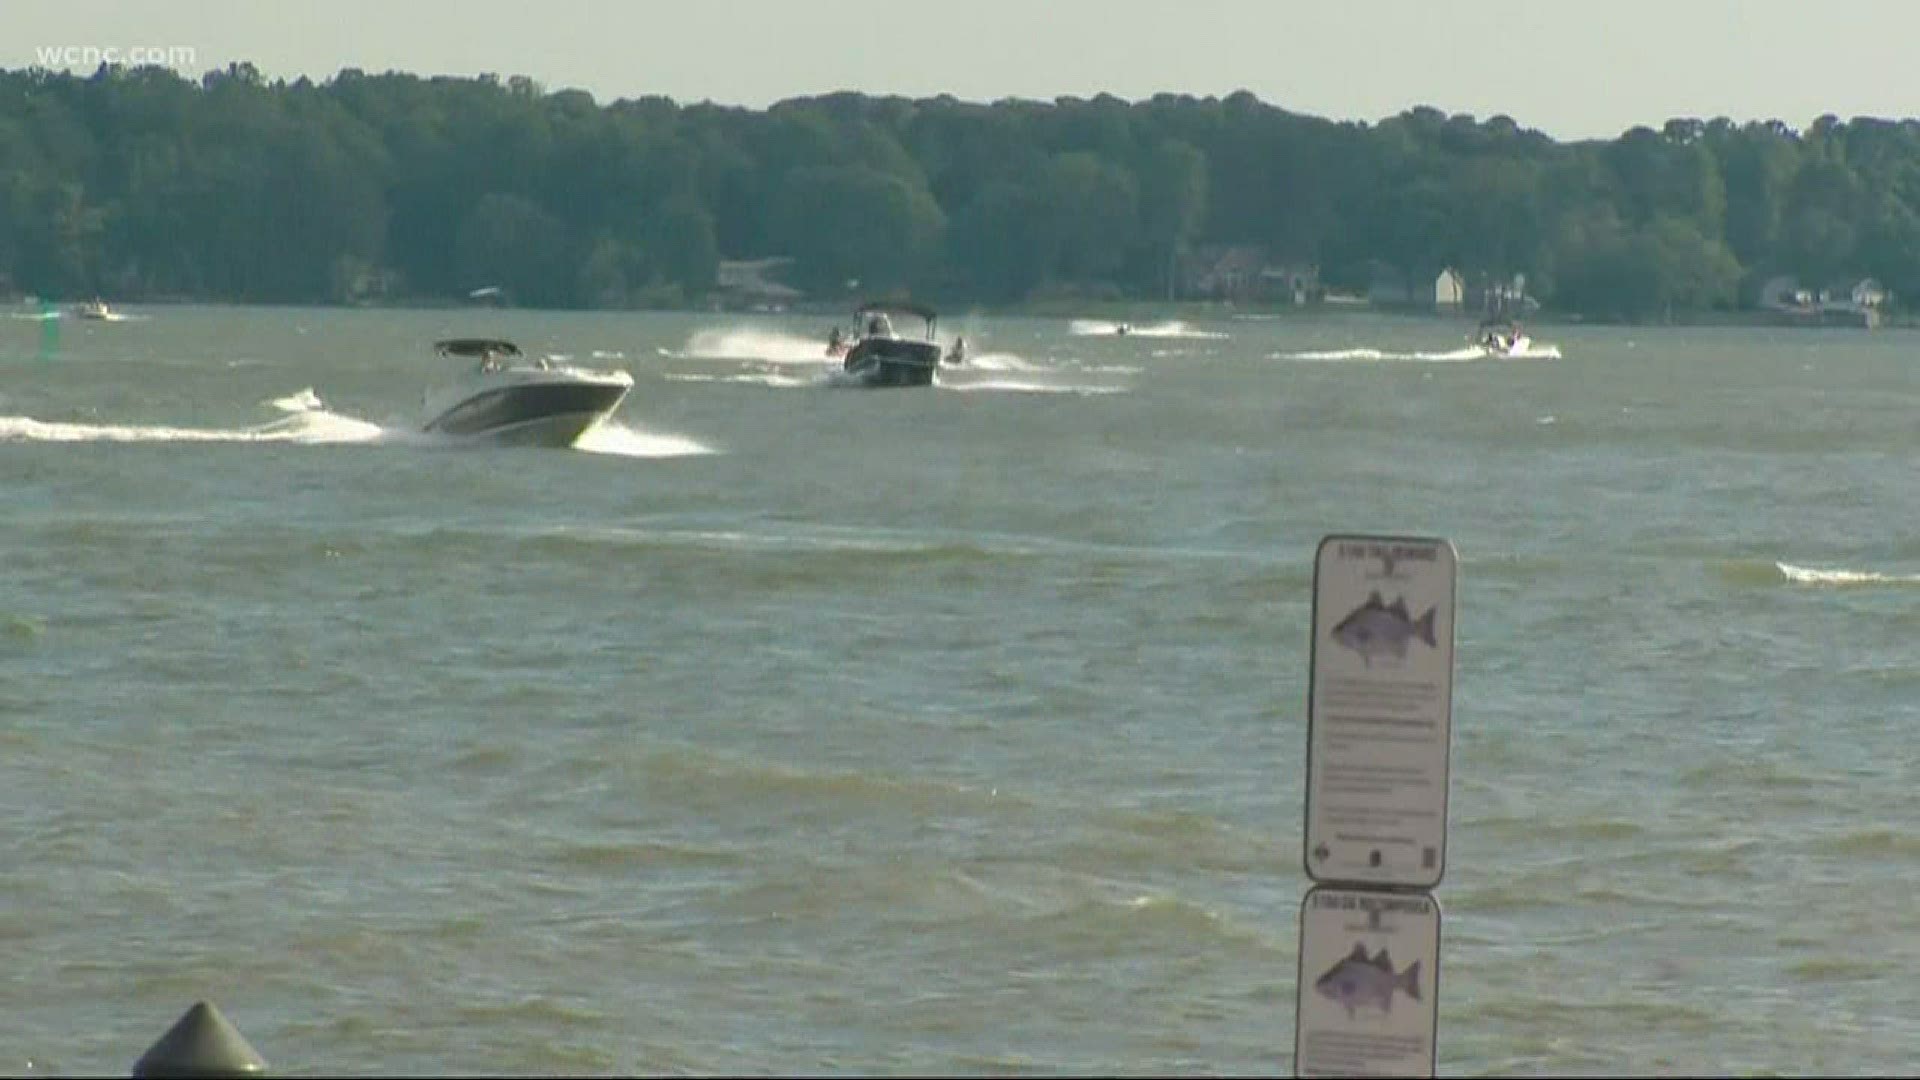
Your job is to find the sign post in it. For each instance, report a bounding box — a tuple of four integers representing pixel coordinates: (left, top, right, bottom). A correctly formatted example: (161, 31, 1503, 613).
(1296, 534, 1457, 1078)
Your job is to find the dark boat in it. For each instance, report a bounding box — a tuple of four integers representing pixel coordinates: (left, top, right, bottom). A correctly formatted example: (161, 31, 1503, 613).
(420, 339, 632, 447)
(839, 301, 943, 388)
(1471, 317, 1530, 356)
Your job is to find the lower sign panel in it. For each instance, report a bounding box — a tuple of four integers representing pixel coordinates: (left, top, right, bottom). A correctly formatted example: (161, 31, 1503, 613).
(1294, 885, 1441, 1078)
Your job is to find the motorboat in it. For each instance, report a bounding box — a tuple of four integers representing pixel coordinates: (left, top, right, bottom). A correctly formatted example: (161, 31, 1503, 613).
(420, 338, 632, 447)
(73, 297, 122, 321)
(1472, 319, 1531, 357)
(837, 301, 944, 387)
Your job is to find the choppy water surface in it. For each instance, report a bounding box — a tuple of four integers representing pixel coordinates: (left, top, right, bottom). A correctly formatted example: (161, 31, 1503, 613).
(4, 306, 1918, 1075)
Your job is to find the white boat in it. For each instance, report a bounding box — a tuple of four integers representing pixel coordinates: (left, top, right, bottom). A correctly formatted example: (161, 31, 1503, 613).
(420, 339, 632, 447)
(73, 297, 124, 321)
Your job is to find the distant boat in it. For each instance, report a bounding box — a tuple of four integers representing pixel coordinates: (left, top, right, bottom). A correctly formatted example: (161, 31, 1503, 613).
(73, 297, 124, 321)
(1471, 318, 1530, 357)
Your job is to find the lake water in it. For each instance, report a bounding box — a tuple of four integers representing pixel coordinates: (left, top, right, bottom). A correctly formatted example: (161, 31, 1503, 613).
(4, 305, 1917, 1075)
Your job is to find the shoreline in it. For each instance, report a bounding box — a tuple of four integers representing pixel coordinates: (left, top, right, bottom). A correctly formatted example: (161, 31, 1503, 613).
(8, 293, 1908, 329)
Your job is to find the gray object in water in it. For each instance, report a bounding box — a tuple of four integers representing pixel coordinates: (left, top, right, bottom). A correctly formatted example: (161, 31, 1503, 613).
(132, 1000, 268, 1078)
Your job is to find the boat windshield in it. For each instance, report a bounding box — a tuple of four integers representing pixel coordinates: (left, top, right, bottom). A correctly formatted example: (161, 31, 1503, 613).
(852, 301, 937, 339)
(435, 338, 524, 369)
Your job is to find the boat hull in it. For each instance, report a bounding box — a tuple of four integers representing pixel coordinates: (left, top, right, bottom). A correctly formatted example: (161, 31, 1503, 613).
(841, 338, 941, 388)
(422, 380, 629, 447)
(1477, 335, 1531, 358)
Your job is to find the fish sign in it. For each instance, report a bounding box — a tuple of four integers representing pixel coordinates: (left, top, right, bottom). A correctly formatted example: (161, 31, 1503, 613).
(1305, 535, 1457, 889)
(1331, 593, 1436, 669)
(1295, 885, 1441, 1077)
(1315, 942, 1421, 1019)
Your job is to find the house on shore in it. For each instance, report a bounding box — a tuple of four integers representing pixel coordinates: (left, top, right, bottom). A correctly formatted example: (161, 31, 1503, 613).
(1372, 265, 1533, 316)
(1181, 245, 1319, 304)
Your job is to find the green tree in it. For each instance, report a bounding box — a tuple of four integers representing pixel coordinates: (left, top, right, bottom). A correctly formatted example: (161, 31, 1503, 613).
(454, 192, 575, 307)
(1137, 138, 1207, 298)
(1038, 151, 1139, 284)
(636, 193, 719, 297)
(1712, 120, 1800, 272)
(769, 164, 945, 295)
(950, 179, 1053, 302)
(12, 66, 1920, 319)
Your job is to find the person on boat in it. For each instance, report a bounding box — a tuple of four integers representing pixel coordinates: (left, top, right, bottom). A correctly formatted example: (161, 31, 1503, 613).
(827, 325, 844, 356)
(1475, 318, 1505, 351)
(866, 312, 894, 338)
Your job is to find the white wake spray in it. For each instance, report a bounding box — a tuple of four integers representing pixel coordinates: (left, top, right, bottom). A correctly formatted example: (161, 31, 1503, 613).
(1776, 562, 1920, 586)
(1069, 319, 1228, 340)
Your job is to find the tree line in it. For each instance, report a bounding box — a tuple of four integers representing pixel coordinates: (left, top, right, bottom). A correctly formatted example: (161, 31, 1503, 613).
(4, 61, 1918, 320)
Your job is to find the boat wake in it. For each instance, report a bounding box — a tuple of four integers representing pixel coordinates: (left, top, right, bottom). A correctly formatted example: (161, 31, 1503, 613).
(574, 421, 715, 458)
(939, 351, 1129, 393)
(1487, 343, 1562, 360)
(940, 380, 1125, 395)
(7, 309, 149, 322)
(1070, 319, 1227, 340)
(1774, 561, 1920, 587)
(0, 387, 713, 456)
(961, 350, 1040, 372)
(0, 389, 384, 444)
(662, 371, 819, 389)
(1720, 559, 1920, 588)
(1273, 343, 1561, 363)
(668, 326, 839, 365)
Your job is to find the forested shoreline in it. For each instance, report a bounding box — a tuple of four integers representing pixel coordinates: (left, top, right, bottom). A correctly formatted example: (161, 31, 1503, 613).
(4, 62, 1918, 321)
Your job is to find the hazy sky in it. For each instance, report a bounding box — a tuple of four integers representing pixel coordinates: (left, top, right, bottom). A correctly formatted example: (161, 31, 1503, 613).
(15, 0, 1920, 141)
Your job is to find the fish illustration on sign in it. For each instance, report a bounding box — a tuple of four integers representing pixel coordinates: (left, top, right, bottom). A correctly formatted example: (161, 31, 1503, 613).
(1331, 592, 1436, 667)
(1315, 943, 1422, 1018)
